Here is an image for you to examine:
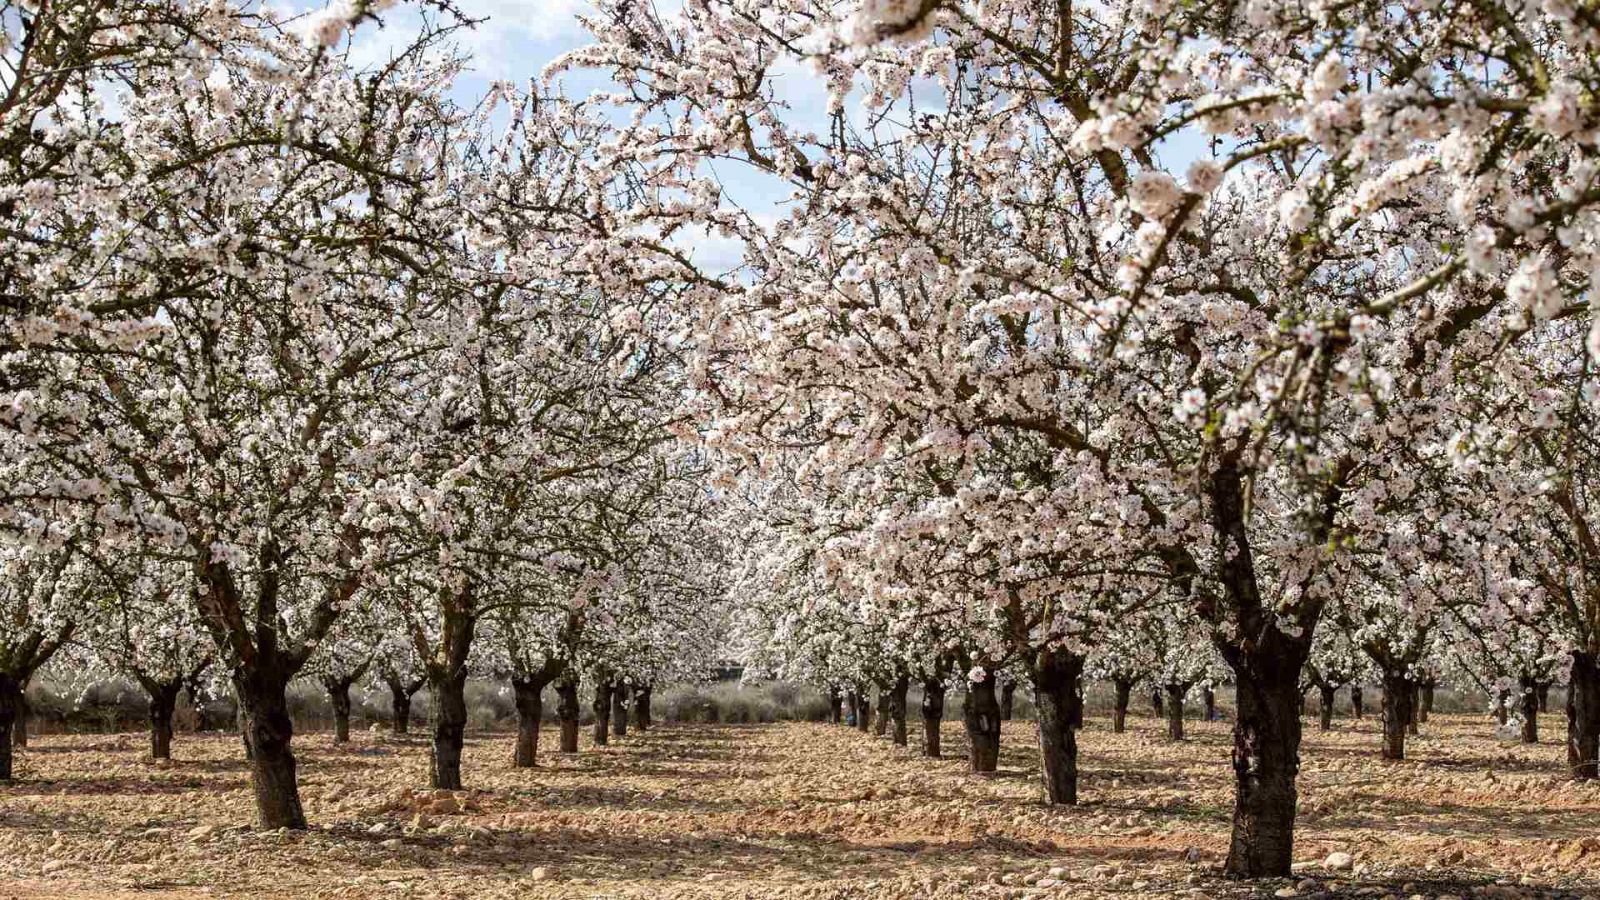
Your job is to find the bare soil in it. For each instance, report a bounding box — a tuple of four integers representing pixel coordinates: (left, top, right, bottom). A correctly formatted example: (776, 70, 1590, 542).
(1, 712, 1597, 899)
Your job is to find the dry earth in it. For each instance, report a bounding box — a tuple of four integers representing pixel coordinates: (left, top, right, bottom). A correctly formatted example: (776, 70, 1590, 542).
(1, 712, 1597, 900)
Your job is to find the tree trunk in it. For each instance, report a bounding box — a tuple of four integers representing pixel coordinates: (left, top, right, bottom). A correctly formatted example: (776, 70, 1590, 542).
(1350, 685, 1363, 719)
(1568, 651, 1600, 779)
(827, 689, 842, 725)
(1222, 649, 1306, 878)
(634, 684, 652, 731)
(513, 676, 545, 767)
(874, 685, 890, 737)
(1165, 684, 1186, 741)
(391, 685, 413, 734)
(962, 677, 1001, 773)
(1419, 679, 1435, 723)
(1151, 687, 1164, 715)
(855, 687, 871, 733)
(10, 689, 27, 751)
(1519, 676, 1539, 744)
(921, 679, 945, 757)
(235, 670, 306, 829)
(328, 683, 352, 743)
(1204, 686, 1217, 722)
(887, 676, 909, 746)
(1406, 682, 1420, 735)
(1112, 678, 1132, 733)
(592, 678, 612, 746)
(1537, 681, 1550, 712)
(1381, 671, 1414, 761)
(237, 702, 254, 760)
(999, 682, 1016, 720)
(146, 680, 181, 760)
(1318, 685, 1335, 731)
(1495, 688, 1510, 725)
(557, 677, 580, 753)
(1032, 648, 1083, 805)
(429, 671, 468, 790)
(610, 682, 629, 738)
(0, 675, 21, 780)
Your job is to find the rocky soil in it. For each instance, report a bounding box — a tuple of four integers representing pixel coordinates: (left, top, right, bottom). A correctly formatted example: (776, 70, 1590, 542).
(1, 712, 1597, 899)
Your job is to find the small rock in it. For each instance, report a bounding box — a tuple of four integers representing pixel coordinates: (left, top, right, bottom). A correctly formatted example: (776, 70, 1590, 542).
(1325, 852, 1354, 872)
(1275, 889, 1298, 899)
(41, 860, 68, 875)
(531, 866, 550, 881)
(379, 838, 402, 849)
(187, 824, 218, 841)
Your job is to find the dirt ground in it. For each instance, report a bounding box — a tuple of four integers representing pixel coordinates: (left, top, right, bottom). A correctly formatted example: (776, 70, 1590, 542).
(1, 712, 1597, 900)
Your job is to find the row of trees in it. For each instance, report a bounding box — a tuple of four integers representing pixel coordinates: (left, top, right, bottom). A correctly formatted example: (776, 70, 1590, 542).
(551, 0, 1600, 880)
(4, 0, 1600, 882)
(0, 0, 729, 828)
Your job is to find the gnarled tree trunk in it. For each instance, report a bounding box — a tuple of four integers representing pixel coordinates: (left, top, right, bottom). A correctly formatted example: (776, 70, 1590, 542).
(634, 684, 652, 731)
(512, 668, 556, 768)
(1519, 676, 1539, 744)
(592, 676, 612, 746)
(855, 687, 871, 733)
(429, 669, 468, 789)
(1151, 687, 1163, 716)
(827, 688, 842, 725)
(141, 678, 183, 760)
(1112, 678, 1133, 733)
(385, 675, 423, 734)
(1350, 685, 1363, 719)
(1569, 651, 1600, 779)
(557, 677, 580, 753)
(999, 682, 1016, 721)
(887, 676, 909, 747)
(1222, 646, 1306, 879)
(962, 677, 1001, 773)
(1318, 685, 1335, 731)
(921, 679, 945, 757)
(10, 688, 27, 751)
(0, 675, 22, 780)
(235, 668, 306, 829)
(1164, 683, 1187, 741)
(611, 682, 629, 738)
(1380, 671, 1414, 761)
(327, 681, 354, 743)
(1418, 678, 1435, 723)
(1032, 648, 1083, 805)
(874, 684, 890, 737)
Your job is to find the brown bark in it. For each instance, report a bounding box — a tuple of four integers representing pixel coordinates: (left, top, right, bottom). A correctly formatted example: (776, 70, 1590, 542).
(1569, 651, 1600, 779)
(1350, 685, 1363, 719)
(874, 684, 890, 737)
(1032, 648, 1083, 805)
(1318, 685, 1335, 731)
(634, 684, 652, 731)
(1418, 678, 1436, 723)
(512, 670, 554, 768)
(556, 677, 580, 753)
(383, 674, 424, 734)
(887, 676, 909, 747)
(999, 682, 1016, 720)
(1165, 683, 1187, 741)
(827, 689, 842, 725)
(10, 688, 27, 750)
(428, 669, 468, 789)
(0, 675, 21, 780)
(139, 677, 183, 760)
(855, 687, 871, 733)
(1381, 671, 1414, 761)
(921, 679, 945, 757)
(962, 677, 1001, 773)
(235, 668, 306, 829)
(610, 682, 629, 738)
(1112, 678, 1132, 733)
(592, 676, 612, 746)
(326, 682, 353, 743)
(1519, 676, 1539, 744)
